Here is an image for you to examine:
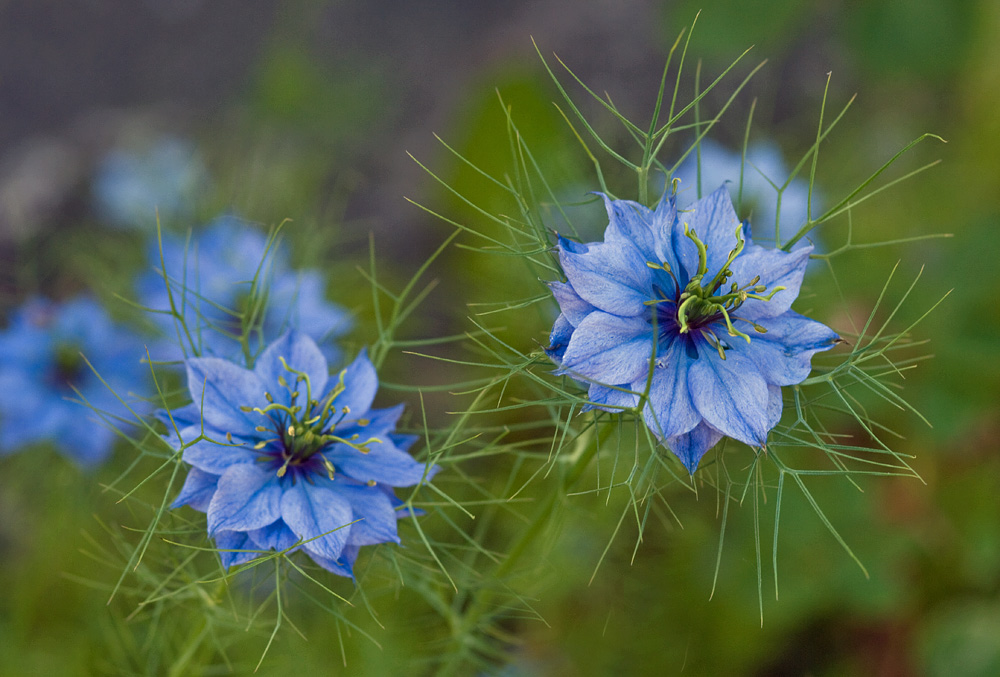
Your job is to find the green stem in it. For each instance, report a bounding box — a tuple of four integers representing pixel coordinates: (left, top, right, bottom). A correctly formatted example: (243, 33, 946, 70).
(435, 419, 610, 676)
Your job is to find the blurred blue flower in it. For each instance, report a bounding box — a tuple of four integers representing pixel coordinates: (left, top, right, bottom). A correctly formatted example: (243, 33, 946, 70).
(674, 139, 820, 245)
(167, 330, 436, 577)
(92, 136, 207, 230)
(137, 215, 352, 365)
(547, 187, 838, 473)
(0, 296, 149, 466)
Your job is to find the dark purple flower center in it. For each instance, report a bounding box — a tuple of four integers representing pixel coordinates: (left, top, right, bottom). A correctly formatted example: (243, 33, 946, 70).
(244, 367, 378, 483)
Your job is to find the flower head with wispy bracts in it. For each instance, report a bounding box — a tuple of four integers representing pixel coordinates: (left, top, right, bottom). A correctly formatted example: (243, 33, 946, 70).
(547, 186, 839, 473)
(137, 215, 352, 365)
(0, 296, 149, 466)
(167, 330, 437, 577)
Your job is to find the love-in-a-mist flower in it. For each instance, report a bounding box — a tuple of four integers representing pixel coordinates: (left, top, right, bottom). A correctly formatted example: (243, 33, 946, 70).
(547, 186, 839, 473)
(137, 215, 352, 365)
(674, 139, 819, 245)
(167, 330, 436, 577)
(0, 296, 149, 466)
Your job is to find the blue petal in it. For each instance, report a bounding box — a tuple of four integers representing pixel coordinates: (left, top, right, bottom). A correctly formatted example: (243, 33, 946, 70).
(545, 314, 574, 363)
(155, 403, 202, 429)
(361, 403, 406, 437)
(207, 464, 282, 535)
(641, 338, 701, 439)
(247, 521, 300, 552)
(558, 241, 653, 317)
(172, 467, 219, 511)
(326, 348, 377, 418)
(673, 185, 744, 281)
(583, 382, 639, 413)
(687, 340, 770, 447)
(767, 384, 783, 432)
(560, 311, 653, 385)
(390, 433, 419, 452)
(728, 243, 813, 320)
(665, 421, 724, 474)
(254, 330, 329, 404)
(185, 358, 267, 436)
(309, 544, 360, 579)
(601, 193, 680, 277)
(215, 530, 259, 569)
(182, 435, 257, 475)
(557, 234, 591, 255)
(729, 311, 839, 386)
(548, 280, 596, 327)
(266, 271, 353, 348)
(329, 438, 437, 487)
(336, 483, 401, 546)
(280, 478, 353, 562)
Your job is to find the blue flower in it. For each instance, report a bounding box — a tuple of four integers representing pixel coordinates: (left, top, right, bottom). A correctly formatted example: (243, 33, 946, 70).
(0, 296, 150, 466)
(547, 187, 839, 473)
(674, 139, 820, 245)
(137, 215, 352, 365)
(92, 136, 208, 230)
(166, 330, 437, 577)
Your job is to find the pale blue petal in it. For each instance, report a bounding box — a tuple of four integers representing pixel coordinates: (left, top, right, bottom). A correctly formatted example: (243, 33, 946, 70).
(549, 280, 596, 327)
(545, 314, 574, 362)
(336, 483, 400, 546)
(728, 243, 813, 320)
(280, 479, 353, 562)
(186, 358, 267, 435)
(215, 530, 259, 569)
(172, 467, 219, 511)
(207, 464, 282, 535)
(582, 382, 639, 413)
(665, 421, 724, 474)
(326, 348, 377, 418)
(558, 240, 653, 317)
(309, 544, 360, 579)
(673, 185, 745, 281)
(247, 521, 299, 552)
(155, 403, 202, 429)
(560, 311, 653, 385)
(602, 192, 680, 279)
(641, 338, 701, 439)
(728, 311, 839, 386)
(182, 436, 256, 475)
(254, 330, 329, 403)
(329, 439, 437, 487)
(390, 433, 419, 452)
(767, 384, 783, 432)
(361, 403, 406, 437)
(688, 340, 770, 447)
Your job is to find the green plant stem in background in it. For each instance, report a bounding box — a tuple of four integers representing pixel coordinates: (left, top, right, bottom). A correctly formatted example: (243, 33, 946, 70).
(436, 418, 609, 676)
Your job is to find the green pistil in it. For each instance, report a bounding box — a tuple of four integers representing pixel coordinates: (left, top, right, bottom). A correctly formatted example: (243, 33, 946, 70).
(653, 223, 787, 358)
(237, 359, 386, 477)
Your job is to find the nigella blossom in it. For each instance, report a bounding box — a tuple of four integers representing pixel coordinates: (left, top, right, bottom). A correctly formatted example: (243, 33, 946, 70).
(674, 139, 819, 245)
(546, 186, 839, 473)
(92, 136, 208, 230)
(0, 297, 149, 466)
(136, 215, 352, 365)
(166, 330, 437, 577)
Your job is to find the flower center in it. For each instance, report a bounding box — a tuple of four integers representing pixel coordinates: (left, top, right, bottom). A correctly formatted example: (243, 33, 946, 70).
(240, 360, 380, 480)
(645, 223, 785, 360)
(52, 344, 85, 389)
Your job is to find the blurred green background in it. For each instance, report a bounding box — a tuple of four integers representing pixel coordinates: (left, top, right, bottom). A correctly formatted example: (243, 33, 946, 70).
(0, 0, 997, 674)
